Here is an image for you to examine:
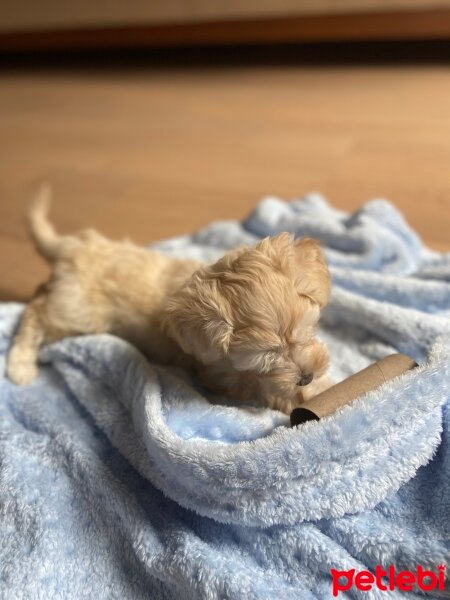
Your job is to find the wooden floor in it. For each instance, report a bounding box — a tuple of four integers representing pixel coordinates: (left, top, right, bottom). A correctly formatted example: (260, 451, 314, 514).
(1, 56, 450, 301)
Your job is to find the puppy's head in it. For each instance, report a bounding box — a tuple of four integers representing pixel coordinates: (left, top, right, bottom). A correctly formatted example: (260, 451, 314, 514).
(164, 233, 331, 400)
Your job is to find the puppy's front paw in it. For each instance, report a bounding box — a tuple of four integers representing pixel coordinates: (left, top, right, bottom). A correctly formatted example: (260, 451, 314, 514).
(7, 353, 39, 386)
(301, 375, 333, 402)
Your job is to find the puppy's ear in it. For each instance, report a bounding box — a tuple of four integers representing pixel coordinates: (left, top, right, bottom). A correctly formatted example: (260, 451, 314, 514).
(293, 238, 331, 308)
(164, 273, 233, 364)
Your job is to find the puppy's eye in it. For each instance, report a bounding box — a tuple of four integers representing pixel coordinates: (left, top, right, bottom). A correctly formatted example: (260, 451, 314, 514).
(297, 373, 313, 386)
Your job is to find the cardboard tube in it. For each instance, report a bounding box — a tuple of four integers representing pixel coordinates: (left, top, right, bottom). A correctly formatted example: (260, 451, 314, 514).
(290, 354, 418, 427)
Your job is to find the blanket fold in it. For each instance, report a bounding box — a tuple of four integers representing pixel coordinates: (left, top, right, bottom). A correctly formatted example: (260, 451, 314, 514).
(1, 195, 449, 599)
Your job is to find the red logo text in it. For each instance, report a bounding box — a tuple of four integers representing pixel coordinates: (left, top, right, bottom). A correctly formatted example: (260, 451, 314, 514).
(330, 564, 446, 596)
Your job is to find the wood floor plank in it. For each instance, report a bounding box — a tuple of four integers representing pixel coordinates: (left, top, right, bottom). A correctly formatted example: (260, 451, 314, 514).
(1, 63, 449, 301)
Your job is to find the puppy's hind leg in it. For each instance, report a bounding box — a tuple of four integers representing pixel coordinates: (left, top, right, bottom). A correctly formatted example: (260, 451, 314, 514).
(7, 295, 49, 386)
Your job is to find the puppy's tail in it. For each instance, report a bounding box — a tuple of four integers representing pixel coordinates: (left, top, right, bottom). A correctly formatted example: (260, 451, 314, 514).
(28, 185, 62, 262)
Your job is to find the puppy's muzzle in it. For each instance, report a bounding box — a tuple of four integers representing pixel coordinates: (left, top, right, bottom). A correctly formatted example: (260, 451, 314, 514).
(298, 373, 313, 386)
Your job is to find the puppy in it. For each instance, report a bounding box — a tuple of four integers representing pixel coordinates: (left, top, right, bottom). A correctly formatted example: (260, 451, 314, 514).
(7, 187, 331, 413)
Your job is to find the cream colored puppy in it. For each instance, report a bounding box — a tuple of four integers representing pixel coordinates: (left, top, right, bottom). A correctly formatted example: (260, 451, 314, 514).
(7, 188, 331, 413)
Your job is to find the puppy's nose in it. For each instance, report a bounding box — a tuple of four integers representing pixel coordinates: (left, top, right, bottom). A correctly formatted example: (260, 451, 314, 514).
(298, 373, 313, 386)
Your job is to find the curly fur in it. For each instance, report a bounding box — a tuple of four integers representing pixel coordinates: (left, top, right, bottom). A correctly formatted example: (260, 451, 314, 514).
(7, 187, 331, 413)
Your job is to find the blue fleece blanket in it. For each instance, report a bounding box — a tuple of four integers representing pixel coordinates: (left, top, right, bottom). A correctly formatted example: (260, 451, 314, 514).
(1, 195, 449, 599)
